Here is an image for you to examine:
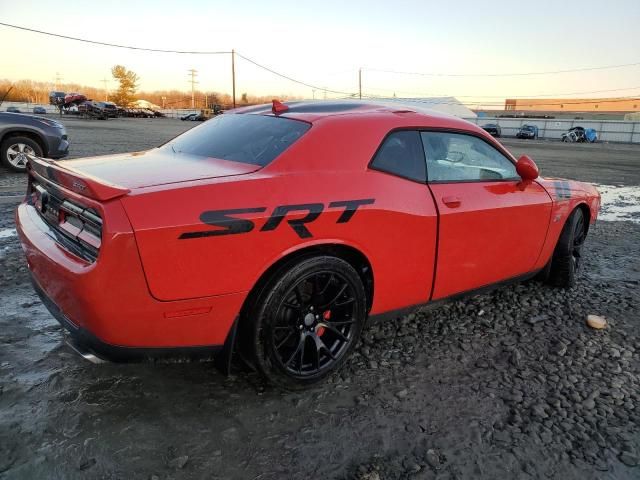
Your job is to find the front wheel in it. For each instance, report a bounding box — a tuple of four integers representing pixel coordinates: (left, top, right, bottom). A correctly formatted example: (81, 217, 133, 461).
(249, 256, 367, 388)
(1, 136, 43, 172)
(547, 209, 587, 288)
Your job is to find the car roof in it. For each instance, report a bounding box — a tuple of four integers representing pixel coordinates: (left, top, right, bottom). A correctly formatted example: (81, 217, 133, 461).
(230, 99, 476, 130)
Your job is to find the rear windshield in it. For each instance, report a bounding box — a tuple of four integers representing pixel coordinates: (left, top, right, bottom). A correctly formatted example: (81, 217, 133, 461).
(167, 114, 310, 167)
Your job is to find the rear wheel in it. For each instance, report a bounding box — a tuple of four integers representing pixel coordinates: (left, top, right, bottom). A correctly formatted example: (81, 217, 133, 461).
(249, 256, 367, 388)
(547, 209, 587, 288)
(1, 136, 43, 172)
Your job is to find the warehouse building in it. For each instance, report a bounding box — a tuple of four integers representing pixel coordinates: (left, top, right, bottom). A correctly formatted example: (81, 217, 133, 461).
(500, 97, 640, 120)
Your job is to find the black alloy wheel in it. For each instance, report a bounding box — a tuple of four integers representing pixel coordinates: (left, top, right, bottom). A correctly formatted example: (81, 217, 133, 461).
(250, 256, 366, 388)
(548, 208, 587, 288)
(571, 209, 586, 272)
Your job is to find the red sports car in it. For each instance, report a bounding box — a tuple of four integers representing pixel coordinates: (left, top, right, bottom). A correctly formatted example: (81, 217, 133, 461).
(16, 100, 600, 387)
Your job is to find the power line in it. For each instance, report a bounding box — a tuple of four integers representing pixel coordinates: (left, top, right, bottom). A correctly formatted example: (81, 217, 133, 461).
(3, 21, 638, 104)
(364, 61, 640, 78)
(0, 22, 231, 54)
(0, 22, 353, 96)
(234, 52, 356, 96)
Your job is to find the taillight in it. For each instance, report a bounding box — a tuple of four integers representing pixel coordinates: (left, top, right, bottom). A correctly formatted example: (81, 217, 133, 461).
(58, 199, 103, 251)
(30, 179, 103, 262)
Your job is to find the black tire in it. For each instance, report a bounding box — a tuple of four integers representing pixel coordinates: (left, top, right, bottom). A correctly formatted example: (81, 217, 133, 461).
(1, 136, 43, 172)
(248, 256, 367, 389)
(547, 209, 587, 288)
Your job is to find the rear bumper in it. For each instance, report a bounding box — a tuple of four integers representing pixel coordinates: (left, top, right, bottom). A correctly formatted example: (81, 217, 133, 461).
(31, 274, 223, 362)
(16, 201, 246, 354)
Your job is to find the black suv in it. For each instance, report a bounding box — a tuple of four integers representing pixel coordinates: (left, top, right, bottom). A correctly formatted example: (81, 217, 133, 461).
(0, 112, 69, 172)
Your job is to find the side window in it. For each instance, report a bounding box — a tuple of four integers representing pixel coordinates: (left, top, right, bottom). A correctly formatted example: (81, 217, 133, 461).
(421, 131, 518, 182)
(370, 130, 426, 182)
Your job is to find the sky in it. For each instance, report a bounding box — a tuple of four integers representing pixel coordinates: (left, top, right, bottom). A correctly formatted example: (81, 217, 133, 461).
(0, 0, 639, 105)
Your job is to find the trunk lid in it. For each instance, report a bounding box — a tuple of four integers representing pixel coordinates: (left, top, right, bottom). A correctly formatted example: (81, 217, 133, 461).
(51, 148, 262, 192)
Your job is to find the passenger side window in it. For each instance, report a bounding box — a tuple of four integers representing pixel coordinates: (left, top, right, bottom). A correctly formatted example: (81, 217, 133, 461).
(421, 132, 518, 182)
(370, 131, 426, 182)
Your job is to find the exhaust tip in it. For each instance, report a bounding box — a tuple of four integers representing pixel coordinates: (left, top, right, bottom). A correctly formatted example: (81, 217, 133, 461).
(64, 335, 107, 364)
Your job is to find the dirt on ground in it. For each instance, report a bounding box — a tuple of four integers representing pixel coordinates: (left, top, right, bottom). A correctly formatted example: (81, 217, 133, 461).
(0, 118, 638, 480)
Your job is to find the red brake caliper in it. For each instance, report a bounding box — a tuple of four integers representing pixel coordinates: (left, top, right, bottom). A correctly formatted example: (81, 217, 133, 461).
(317, 310, 331, 336)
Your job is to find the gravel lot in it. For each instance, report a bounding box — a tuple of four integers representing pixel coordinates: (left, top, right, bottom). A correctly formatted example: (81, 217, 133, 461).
(0, 118, 639, 479)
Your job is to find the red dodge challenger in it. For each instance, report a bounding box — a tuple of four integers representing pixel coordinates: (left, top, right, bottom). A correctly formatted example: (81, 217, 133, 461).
(16, 100, 600, 387)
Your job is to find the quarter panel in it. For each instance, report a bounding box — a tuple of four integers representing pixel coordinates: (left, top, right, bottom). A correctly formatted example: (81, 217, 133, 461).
(122, 170, 438, 313)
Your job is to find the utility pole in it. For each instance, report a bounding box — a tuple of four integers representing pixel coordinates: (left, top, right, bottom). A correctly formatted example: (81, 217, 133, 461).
(231, 49, 236, 109)
(188, 69, 198, 109)
(55, 72, 63, 90)
(101, 77, 109, 101)
(358, 68, 362, 99)
(162, 96, 166, 109)
(312, 89, 315, 100)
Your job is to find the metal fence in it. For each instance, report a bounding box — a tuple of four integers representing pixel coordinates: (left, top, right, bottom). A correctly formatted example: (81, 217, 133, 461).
(465, 117, 640, 144)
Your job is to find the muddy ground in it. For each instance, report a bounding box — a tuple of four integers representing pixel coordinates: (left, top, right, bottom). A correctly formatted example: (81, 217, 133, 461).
(0, 118, 639, 479)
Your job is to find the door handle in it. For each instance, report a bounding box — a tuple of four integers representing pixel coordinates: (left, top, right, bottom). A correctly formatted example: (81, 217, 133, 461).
(442, 196, 461, 208)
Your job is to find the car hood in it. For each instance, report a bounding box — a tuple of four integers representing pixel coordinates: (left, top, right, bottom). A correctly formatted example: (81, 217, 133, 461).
(58, 148, 262, 189)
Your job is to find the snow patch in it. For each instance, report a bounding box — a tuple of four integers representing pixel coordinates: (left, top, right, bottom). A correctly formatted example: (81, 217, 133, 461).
(0, 228, 17, 239)
(595, 184, 640, 223)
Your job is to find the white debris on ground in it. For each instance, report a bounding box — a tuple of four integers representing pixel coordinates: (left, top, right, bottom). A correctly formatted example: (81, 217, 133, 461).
(0, 228, 17, 239)
(595, 184, 640, 223)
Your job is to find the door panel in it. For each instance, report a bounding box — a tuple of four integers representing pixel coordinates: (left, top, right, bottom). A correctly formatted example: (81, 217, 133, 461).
(429, 180, 552, 300)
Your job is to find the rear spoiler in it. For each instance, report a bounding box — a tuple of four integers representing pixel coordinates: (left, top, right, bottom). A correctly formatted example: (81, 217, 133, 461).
(28, 156, 130, 202)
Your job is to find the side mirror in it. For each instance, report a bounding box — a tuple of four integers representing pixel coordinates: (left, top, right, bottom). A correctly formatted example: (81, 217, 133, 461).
(516, 155, 539, 181)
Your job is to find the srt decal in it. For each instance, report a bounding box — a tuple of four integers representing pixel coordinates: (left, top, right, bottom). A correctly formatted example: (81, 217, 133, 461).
(554, 181, 572, 200)
(180, 199, 375, 240)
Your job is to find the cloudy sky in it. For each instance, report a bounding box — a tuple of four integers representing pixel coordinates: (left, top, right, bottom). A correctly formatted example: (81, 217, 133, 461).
(1, 0, 639, 104)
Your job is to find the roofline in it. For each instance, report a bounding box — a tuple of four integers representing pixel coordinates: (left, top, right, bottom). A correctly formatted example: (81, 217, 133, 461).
(230, 98, 473, 122)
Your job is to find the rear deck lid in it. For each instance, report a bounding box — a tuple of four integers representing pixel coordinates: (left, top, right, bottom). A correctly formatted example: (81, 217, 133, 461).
(57, 149, 262, 189)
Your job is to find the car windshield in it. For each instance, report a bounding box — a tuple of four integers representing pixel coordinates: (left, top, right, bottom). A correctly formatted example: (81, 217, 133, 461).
(167, 114, 310, 167)
(522, 126, 534, 131)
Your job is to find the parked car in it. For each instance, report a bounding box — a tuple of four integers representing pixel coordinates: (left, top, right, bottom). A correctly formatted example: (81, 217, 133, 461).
(0, 112, 68, 172)
(516, 124, 538, 139)
(561, 126, 597, 143)
(97, 102, 118, 118)
(6, 106, 21, 113)
(78, 101, 108, 120)
(181, 113, 198, 121)
(33, 106, 47, 115)
(17, 100, 600, 387)
(481, 123, 501, 137)
(64, 93, 87, 105)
